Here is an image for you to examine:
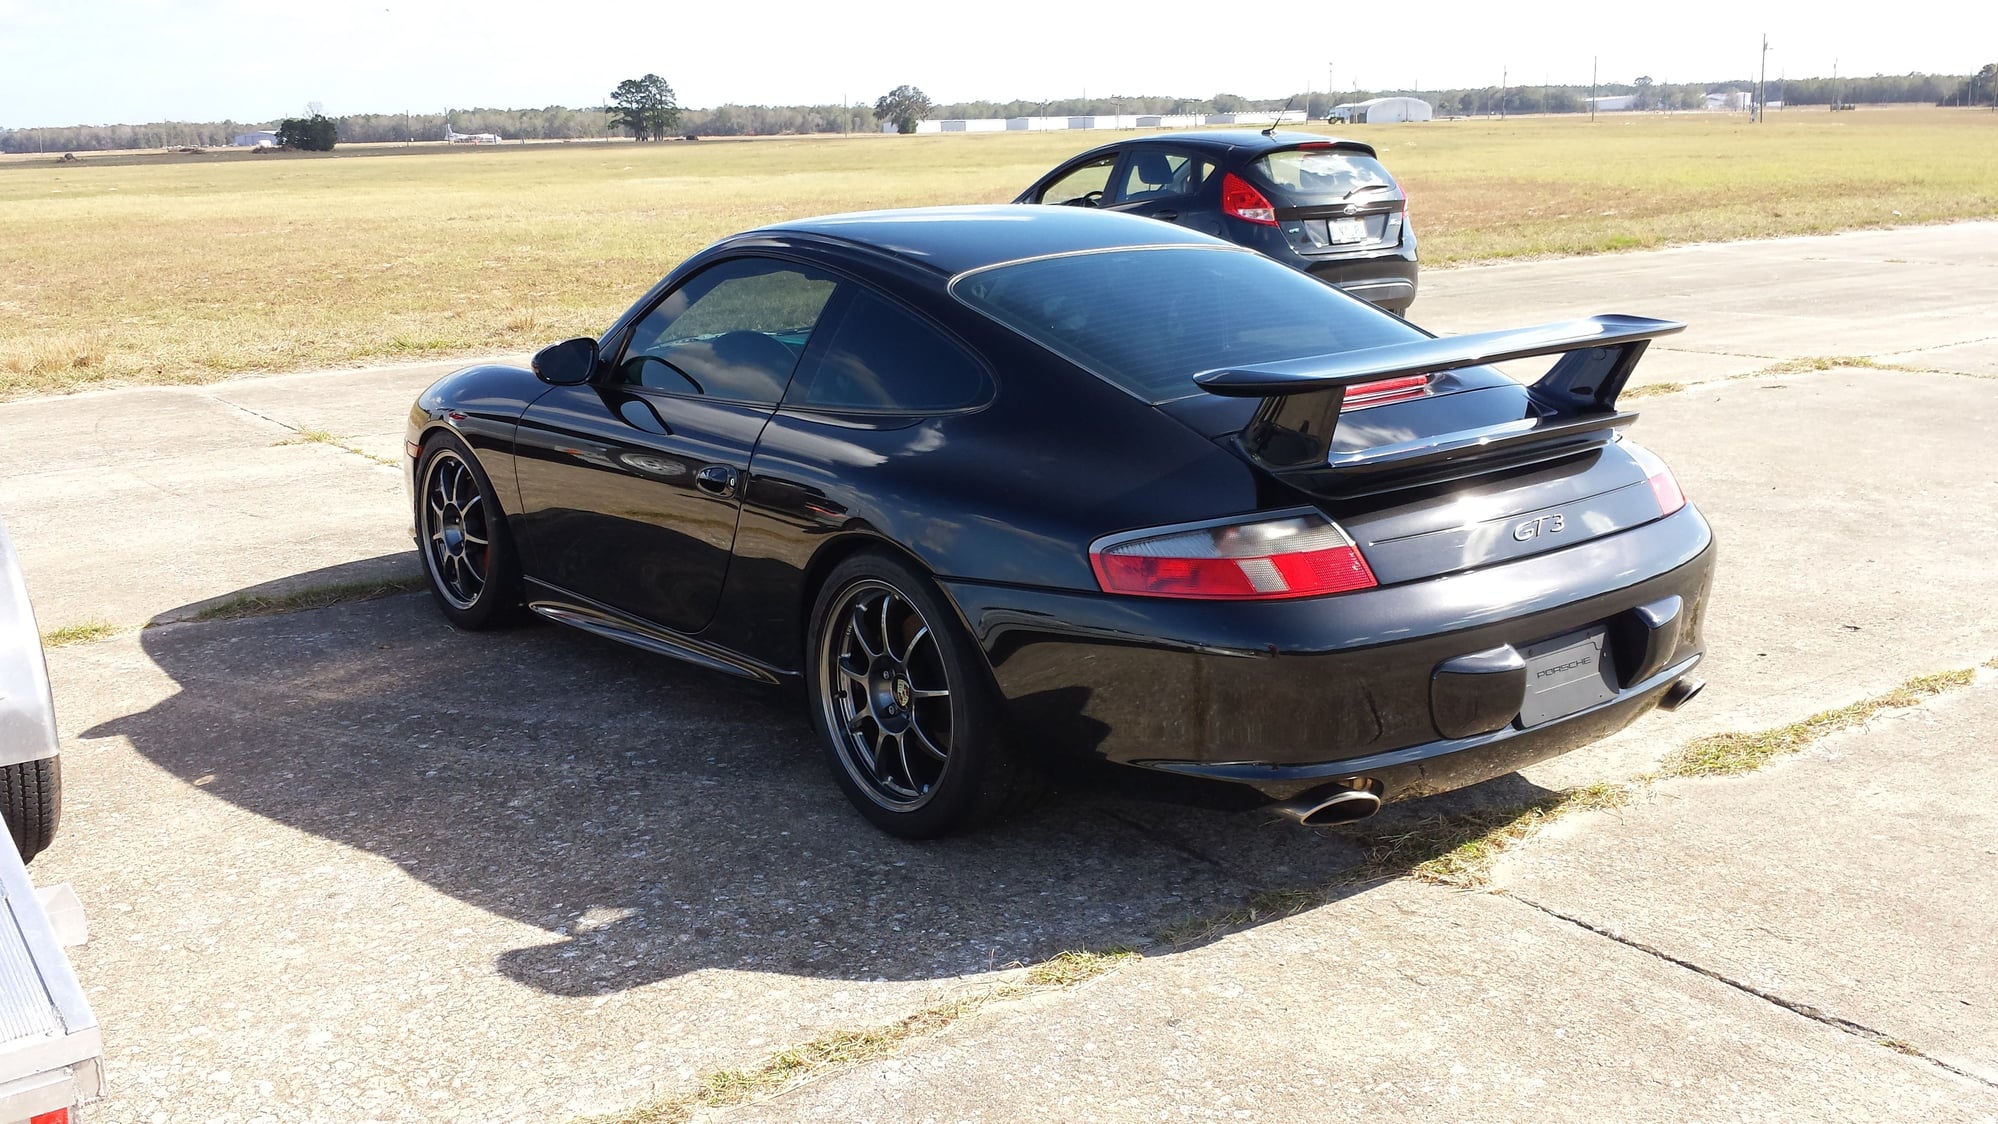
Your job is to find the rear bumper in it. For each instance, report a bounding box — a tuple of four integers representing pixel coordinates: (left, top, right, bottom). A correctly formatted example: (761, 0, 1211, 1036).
(942, 505, 1713, 803)
(1303, 255, 1419, 312)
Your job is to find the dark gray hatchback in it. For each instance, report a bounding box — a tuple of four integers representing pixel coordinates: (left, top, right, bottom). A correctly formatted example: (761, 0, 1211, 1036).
(1015, 130, 1419, 313)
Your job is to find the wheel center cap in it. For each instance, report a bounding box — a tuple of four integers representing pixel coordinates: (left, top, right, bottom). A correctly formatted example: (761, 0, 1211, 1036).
(866, 658, 915, 732)
(438, 504, 465, 556)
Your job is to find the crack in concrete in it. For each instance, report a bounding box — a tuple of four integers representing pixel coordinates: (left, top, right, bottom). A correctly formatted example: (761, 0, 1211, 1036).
(1096, 807, 1250, 883)
(205, 393, 397, 466)
(1504, 893, 1998, 1092)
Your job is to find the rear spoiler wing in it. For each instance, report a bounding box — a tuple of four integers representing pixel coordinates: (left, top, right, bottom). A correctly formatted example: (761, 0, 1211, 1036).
(1193, 314, 1686, 487)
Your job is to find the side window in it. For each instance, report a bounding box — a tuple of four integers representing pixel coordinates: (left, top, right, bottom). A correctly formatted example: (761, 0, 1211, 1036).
(1035, 155, 1117, 206)
(788, 289, 988, 414)
(618, 258, 839, 404)
(1116, 150, 1213, 202)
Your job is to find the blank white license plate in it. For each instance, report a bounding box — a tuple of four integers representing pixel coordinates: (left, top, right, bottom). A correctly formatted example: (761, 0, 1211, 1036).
(1326, 218, 1368, 243)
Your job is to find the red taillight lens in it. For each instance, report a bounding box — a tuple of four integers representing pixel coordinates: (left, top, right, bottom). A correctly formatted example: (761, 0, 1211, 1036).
(1220, 172, 1278, 226)
(1343, 374, 1430, 408)
(1622, 440, 1686, 516)
(1091, 514, 1376, 600)
(31, 1109, 70, 1124)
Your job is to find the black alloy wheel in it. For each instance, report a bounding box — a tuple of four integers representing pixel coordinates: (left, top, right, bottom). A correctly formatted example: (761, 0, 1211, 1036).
(807, 552, 1042, 837)
(417, 434, 521, 629)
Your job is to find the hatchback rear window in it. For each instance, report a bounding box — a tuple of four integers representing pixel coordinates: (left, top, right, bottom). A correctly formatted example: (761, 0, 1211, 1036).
(950, 246, 1424, 404)
(1252, 148, 1398, 203)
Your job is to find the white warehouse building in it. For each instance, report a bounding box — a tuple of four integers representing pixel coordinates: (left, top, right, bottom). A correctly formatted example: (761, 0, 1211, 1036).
(1327, 97, 1434, 124)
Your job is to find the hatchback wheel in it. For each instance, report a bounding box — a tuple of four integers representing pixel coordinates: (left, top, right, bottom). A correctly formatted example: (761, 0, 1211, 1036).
(417, 434, 521, 629)
(807, 552, 1042, 837)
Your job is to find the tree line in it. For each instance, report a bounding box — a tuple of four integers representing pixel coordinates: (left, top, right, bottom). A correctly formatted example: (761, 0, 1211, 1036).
(5, 68, 1988, 154)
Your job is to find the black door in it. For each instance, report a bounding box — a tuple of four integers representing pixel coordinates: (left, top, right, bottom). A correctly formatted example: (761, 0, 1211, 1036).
(512, 257, 840, 634)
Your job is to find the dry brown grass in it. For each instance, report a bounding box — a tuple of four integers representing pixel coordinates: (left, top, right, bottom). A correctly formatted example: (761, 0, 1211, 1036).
(3, 107, 1993, 399)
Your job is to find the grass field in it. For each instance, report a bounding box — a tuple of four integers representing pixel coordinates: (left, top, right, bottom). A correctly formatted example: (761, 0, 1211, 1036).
(3, 106, 1994, 399)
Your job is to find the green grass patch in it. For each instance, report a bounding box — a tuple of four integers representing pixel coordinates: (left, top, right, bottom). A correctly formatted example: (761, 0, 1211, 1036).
(183, 575, 425, 623)
(277, 427, 398, 466)
(591, 944, 1139, 1123)
(1663, 668, 1976, 777)
(1353, 781, 1635, 889)
(1023, 946, 1140, 987)
(1745, 355, 1921, 377)
(4, 107, 1995, 399)
(1157, 887, 1325, 948)
(39, 620, 119, 647)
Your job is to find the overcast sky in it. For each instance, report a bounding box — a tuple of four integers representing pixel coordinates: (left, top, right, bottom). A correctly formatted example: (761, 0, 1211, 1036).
(3, 0, 1992, 126)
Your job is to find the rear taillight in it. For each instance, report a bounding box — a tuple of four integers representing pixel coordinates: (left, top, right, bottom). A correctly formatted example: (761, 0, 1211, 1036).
(1343, 374, 1430, 408)
(1622, 440, 1686, 515)
(1090, 513, 1376, 600)
(31, 1109, 70, 1124)
(1220, 173, 1278, 226)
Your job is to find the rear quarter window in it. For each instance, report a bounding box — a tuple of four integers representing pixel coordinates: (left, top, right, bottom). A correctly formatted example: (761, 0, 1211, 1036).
(788, 289, 989, 414)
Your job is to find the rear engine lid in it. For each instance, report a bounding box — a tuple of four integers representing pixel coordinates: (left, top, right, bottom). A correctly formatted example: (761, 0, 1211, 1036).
(1337, 443, 1664, 583)
(1249, 145, 1407, 255)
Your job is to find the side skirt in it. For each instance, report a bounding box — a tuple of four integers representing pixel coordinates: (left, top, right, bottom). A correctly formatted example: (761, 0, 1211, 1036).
(522, 580, 788, 686)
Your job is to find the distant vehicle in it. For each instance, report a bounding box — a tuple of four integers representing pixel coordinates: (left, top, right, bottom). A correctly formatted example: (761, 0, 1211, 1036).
(406, 206, 1712, 838)
(1016, 130, 1419, 314)
(445, 122, 502, 144)
(0, 519, 61, 863)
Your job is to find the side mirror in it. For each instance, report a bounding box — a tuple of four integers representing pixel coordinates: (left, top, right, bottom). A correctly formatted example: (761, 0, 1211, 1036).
(532, 338, 600, 386)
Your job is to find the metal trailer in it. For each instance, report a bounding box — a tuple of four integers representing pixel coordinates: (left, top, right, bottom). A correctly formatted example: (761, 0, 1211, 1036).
(0, 520, 102, 1123)
(0, 842, 101, 1123)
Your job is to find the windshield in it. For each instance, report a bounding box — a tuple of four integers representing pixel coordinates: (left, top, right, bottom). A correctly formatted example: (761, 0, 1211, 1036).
(1252, 149, 1398, 203)
(950, 246, 1425, 403)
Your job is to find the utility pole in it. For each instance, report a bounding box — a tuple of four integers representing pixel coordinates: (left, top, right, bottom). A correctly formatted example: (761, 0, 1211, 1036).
(1500, 66, 1507, 118)
(1756, 34, 1770, 121)
(1591, 56, 1598, 122)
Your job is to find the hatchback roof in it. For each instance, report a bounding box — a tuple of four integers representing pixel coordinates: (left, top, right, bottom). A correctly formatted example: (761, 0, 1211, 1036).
(761, 204, 1235, 277)
(1139, 129, 1376, 155)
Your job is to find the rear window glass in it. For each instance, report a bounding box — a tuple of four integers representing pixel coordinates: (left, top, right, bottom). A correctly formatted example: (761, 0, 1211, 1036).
(950, 246, 1424, 404)
(1252, 149, 1397, 203)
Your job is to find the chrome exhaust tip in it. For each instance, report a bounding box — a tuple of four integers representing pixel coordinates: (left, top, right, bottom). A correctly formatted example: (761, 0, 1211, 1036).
(1659, 676, 1706, 712)
(1276, 782, 1384, 827)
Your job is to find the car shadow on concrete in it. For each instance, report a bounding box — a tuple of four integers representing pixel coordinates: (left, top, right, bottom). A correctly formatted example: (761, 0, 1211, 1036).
(93, 558, 1561, 996)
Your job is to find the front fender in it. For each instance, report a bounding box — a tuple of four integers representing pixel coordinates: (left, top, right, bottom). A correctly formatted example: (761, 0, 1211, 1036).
(0, 522, 59, 771)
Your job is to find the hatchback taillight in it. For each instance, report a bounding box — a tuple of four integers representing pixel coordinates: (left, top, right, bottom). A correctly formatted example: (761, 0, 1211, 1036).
(1621, 440, 1686, 515)
(1220, 173, 1278, 226)
(1090, 513, 1376, 600)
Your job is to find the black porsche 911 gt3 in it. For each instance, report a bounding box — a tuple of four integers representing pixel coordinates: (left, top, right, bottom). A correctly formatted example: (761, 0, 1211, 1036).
(406, 205, 1714, 838)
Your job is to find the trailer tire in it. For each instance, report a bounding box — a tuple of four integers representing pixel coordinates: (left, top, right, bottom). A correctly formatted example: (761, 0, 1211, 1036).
(1, 757, 60, 863)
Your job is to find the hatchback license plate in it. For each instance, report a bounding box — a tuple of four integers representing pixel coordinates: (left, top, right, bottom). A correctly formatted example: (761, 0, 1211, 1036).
(1326, 217, 1368, 243)
(1518, 627, 1617, 728)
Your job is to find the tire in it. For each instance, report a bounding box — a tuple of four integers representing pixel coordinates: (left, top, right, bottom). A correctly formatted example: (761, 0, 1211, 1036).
(806, 551, 1044, 838)
(416, 432, 522, 630)
(2, 757, 61, 863)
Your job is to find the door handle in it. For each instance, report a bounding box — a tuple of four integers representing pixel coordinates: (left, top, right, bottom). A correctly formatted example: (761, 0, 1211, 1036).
(1152, 210, 1179, 222)
(695, 465, 737, 498)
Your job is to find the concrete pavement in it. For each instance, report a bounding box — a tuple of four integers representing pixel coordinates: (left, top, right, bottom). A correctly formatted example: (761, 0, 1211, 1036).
(5, 224, 1998, 1122)
(1420, 220, 1998, 388)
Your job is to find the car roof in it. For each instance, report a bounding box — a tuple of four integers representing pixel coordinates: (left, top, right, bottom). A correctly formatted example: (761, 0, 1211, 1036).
(758, 205, 1236, 277)
(1139, 129, 1376, 156)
